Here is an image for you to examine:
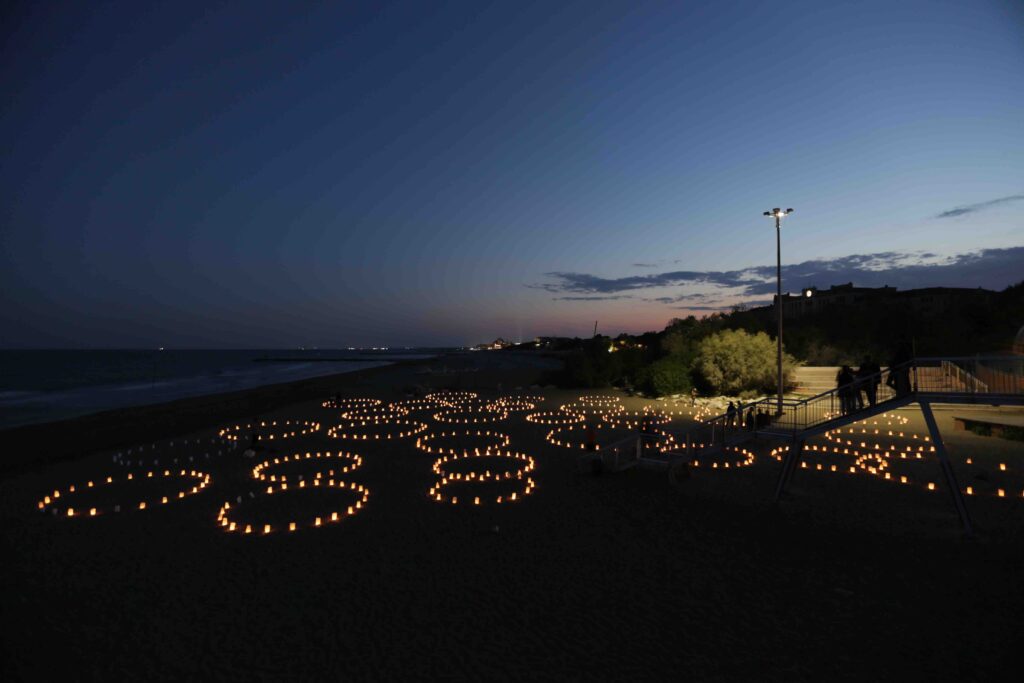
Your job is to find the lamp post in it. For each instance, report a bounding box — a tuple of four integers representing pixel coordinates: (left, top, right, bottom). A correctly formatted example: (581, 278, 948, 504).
(763, 207, 793, 414)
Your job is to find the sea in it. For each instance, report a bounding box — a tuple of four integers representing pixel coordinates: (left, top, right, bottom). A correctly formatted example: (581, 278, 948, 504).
(0, 349, 442, 429)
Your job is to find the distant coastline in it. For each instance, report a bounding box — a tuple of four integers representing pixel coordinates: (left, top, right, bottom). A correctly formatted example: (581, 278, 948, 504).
(0, 355, 433, 477)
(0, 349, 442, 430)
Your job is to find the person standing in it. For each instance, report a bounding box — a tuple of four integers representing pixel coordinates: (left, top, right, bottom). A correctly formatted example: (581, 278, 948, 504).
(836, 365, 855, 415)
(886, 342, 913, 397)
(726, 401, 737, 427)
(858, 357, 881, 407)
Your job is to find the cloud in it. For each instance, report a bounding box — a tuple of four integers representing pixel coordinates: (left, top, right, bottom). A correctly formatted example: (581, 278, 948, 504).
(631, 259, 682, 269)
(646, 293, 725, 304)
(935, 194, 1024, 218)
(535, 247, 1024, 304)
(552, 295, 633, 301)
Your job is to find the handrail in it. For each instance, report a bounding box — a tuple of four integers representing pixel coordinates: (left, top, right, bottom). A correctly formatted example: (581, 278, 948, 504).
(666, 355, 1024, 445)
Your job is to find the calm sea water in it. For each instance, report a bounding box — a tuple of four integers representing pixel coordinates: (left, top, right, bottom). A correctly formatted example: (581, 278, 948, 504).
(0, 349, 440, 429)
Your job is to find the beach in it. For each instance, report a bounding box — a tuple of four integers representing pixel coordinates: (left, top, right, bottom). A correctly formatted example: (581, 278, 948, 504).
(2, 351, 1023, 681)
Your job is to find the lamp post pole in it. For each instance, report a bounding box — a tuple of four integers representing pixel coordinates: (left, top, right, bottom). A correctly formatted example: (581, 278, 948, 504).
(764, 208, 793, 415)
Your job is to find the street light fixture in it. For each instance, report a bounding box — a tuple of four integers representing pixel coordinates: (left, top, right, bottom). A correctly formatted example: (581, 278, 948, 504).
(763, 207, 794, 414)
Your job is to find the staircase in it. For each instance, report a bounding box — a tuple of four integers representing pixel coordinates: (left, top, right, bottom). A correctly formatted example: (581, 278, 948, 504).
(661, 356, 1024, 532)
(792, 366, 839, 397)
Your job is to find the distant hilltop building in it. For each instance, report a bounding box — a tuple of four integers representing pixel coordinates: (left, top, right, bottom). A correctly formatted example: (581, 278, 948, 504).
(473, 338, 510, 351)
(770, 283, 995, 319)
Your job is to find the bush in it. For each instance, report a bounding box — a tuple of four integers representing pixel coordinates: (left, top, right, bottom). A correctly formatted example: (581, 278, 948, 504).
(642, 356, 693, 396)
(695, 329, 798, 395)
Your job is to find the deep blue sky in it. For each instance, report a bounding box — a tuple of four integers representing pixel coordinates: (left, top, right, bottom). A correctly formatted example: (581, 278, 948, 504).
(2, 0, 1022, 348)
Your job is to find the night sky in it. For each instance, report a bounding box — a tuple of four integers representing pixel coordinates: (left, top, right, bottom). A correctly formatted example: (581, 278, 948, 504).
(2, 0, 1022, 348)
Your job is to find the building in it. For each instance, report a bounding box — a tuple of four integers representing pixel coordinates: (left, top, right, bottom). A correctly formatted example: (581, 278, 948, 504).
(473, 338, 510, 351)
(771, 283, 994, 319)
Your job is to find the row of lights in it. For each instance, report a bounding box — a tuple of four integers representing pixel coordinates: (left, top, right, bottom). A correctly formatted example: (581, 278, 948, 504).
(559, 402, 625, 417)
(322, 397, 381, 411)
(327, 418, 429, 440)
(38, 469, 212, 517)
(602, 410, 672, 429)
(547, 419, 679, 452)
(340, 404, 410, 421)
(643, 404, 715, 422)
(487, 398, 539, 413)
(525, 411, 586, 426)
(218, 420, 321, 442)
(432, 450, 536, 482)
(415, 429, 511, 456)
(427, 449, 537, 505)
(251, 451, 362, 482)
(425, 390, 479, 404)
(432, 407, 510, 425)
(689, 446, 756, 469)
(217, 478, 370, 535)
(387, 398, 449, 413)
(575, 395, 622, 407)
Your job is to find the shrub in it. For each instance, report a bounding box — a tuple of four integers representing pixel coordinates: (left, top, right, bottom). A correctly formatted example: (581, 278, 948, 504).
(695, 329, 798, 395)
(643, 355, 693, 396)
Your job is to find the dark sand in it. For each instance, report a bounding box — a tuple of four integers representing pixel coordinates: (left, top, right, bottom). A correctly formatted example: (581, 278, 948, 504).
(3, 352, 1023, 681)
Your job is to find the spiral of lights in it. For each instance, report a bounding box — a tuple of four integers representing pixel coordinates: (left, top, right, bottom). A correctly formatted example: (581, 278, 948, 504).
(426, 390, 478, 406)
(576, 395, 622, 407)
(432, 450, 536, 481)
(427, 449, 537, 506)
(218, 420, 321, 442)
(37, 469, 212, 517)
(327, 418, 429, 441)
(341, 404, 410, 421)
(251, 450, 363, 482)
(388, 398, 449, 414)
(415, 429, 511, 456)
(525, 411, 586, 426)
(643, 404, 713, 423)
(765, 412, 1022, 500)
(322, 397, 382, 411)
(216, 478, 370, 535)
(487, 398, 538, 412)
(602, 410, 671, 429)
(548, 422, 676, 451)
(688, 446, 755, 469)
(559, 401, 625, 417)
(432, 407, 509, 425)
(112, 436, 237, 468)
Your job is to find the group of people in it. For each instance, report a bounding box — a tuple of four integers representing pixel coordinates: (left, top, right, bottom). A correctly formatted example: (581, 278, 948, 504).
(725, 401, 772, 431)
(835, 358, 882, 415)
(835, 350, 912, 416)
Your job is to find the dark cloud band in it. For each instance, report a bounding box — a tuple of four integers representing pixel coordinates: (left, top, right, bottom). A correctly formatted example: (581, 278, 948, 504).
(935, 194, 1024, 218)
(535, 247, 1024, 303)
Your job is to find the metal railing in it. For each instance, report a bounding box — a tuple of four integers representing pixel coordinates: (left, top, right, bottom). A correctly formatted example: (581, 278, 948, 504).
(940, 360, 988, 393)
(672, 356, 1024, 446)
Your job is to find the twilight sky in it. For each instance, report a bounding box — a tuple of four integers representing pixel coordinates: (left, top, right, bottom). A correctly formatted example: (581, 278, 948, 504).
(1, 0, 1022, 348)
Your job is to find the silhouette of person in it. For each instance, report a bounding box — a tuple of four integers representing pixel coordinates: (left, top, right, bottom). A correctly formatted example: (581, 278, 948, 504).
(837, 365, 855, 415)
(857, 357, 881, 407)
(726, 401, 737, 427)
(886, 342, 913, 396)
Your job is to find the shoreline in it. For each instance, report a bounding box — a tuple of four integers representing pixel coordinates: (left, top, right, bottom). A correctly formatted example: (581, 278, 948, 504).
(0, 350, 561, 478)
(0, 355, 436, 478)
